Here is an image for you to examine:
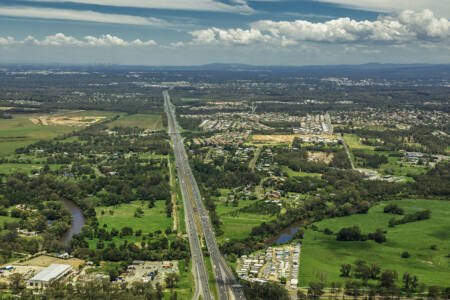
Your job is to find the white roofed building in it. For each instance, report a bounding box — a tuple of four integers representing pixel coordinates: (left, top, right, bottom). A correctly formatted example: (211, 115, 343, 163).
(28, 264, 73, 288)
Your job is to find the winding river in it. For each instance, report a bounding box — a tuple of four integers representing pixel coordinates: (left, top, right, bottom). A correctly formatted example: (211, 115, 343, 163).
(60, 199, 85, 246)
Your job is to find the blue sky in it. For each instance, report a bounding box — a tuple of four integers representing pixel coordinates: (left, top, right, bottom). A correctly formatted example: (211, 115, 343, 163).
(0, 0, 449, 65)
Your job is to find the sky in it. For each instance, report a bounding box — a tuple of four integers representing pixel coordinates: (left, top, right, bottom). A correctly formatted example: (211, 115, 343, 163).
(0, 0, 449, 65)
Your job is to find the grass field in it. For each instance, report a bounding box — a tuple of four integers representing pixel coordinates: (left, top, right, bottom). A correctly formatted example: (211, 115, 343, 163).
(299, 199, 450, 287)
(378, 156, 427, 179)
(95, 200, 173, 234)
(0, 163, 63, 174)
(344, 134, 429, 180)
(107, 114, 163, 130)
(0, 111, 117, 156)
(343, 134, 374, 150)
(0, 114, 75, 155)
(282, 166, 322, 178)
(0, 215, 19, 225)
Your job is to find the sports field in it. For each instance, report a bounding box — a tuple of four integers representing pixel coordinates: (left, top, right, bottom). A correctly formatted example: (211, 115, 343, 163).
(299, 199, 450, 287)
(107, 114, 163, 130)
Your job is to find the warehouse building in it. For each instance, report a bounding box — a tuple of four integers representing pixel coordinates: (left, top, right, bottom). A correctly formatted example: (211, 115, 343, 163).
(28, 264, 73, 288)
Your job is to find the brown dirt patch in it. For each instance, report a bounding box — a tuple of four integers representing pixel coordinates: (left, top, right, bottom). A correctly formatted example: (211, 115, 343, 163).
(252, 134, 300, 143)
(29, 113, 105, 127)
(17, 255, 85, 269)
(308, 151, 334, 164)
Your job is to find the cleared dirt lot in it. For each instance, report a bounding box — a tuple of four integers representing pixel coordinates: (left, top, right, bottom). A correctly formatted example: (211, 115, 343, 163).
(0, 265, 44, 284)
(308, 151, 334, 164)
(30, 114, 105, 127)
(252, 134, 300, 143)
(122, 261, 179, 287)
(16, 255, 85, 269)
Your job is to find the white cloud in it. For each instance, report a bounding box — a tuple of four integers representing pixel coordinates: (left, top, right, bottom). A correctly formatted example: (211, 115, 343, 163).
(24, 0, 254, 14)
(398, 10, 449, 41)
(190, 27, 274, 45)
(189, 10, 449, 46)
(0, 36, 17, 46)
(169, 41, 186, 48)
(0, 6, 170, 26)
(314, 0, 450, 18)
(0, 33, 158, 47)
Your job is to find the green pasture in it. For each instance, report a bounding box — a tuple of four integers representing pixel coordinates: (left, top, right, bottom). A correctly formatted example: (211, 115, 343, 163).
(299, 199, 450, 287)
(95, 200, 173, 234)
(107, 114, 163, 130)
(215, 198, 275, 242)
(343, 134, 374, 150)
(0, 115, 74, 155)
(281, 166, 322, 178)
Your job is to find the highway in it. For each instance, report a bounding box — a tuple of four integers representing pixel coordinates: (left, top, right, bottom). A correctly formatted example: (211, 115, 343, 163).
(164, 90, 245, 300)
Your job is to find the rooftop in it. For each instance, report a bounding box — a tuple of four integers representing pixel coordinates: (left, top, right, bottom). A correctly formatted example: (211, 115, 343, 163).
(29, 264, 72, 282)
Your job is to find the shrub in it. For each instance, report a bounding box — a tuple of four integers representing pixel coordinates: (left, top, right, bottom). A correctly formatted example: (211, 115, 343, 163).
(401, 251, 410, 258)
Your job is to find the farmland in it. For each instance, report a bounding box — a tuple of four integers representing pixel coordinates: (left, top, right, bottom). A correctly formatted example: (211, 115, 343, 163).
(299, 199, 450, 287)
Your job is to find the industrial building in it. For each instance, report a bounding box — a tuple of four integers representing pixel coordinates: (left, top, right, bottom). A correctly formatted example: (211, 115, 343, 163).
(28, 264, 73, 288)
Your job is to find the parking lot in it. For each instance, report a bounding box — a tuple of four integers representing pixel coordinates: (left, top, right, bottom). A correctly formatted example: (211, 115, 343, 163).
(119, 260, 179, 287)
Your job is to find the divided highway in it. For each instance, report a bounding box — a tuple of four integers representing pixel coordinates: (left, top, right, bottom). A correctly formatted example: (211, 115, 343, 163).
(164, 90, 245, 300)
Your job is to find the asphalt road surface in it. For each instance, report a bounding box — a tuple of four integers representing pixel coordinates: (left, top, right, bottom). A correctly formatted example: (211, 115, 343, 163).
(164, 90, 245, 300)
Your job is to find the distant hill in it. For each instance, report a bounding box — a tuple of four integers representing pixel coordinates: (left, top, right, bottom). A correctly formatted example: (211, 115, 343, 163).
(1, 63, 449, 79)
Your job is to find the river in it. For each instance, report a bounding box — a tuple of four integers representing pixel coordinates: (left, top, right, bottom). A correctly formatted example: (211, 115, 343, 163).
(266, 222, 301, 245)
(60, 199, 85, 246)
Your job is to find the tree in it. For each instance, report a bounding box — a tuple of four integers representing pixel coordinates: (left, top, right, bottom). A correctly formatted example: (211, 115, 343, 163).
(134, 207, 144, 218)
(401, 251, 410, 258)
(242, 281, 289, 300)
(340, 264, 352, 277)
(345, 280, 362, 296)
(169, 292, 178, 300)
(297, 289, 307, 300)
(441, 287, 450, 299)
(372, 228, 386, 243)
(428, 286, 441, 299)
(165, 273, 180, 288)
(402, 272, 412, 290)
(9, 273, 25, 294)
(156, 282, 164, 300)
(368, 263, 381, 279)
(380, 270, 398, 288)
(308, 282, 325, 299)
(337, 226, 363, 241)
